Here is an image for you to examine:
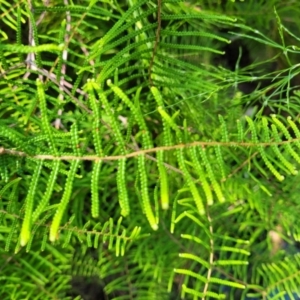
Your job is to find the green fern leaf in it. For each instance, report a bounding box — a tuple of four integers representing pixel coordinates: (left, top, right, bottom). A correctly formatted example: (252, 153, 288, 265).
(138, 154, 158, 230)
(20, 160, 43, 246)
(50, 159, 80, 242)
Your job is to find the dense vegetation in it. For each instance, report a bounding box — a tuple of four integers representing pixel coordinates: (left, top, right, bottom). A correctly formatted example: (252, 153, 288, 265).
(1, 0, 300, 299)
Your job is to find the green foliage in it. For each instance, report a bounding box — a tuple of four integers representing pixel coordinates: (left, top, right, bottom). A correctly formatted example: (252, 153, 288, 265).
(1, 0, 300, 299)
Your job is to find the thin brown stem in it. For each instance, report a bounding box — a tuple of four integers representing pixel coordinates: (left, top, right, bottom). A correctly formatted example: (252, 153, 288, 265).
(1, 138, 300, 161)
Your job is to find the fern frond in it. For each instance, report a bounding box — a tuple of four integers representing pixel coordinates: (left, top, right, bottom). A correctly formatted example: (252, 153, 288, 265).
(32, 160, 60, 223)
(257, 254, 300, 299)
(2, 1, 300, 299)
(138, 154, 158, 230)
(50, 159, 80, 242)
(37, 78, 58, 155)
(108, 80, 153, 149)
(20, 160, 43, 246)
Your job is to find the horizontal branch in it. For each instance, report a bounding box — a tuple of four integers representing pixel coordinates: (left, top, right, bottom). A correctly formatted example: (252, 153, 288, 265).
(1, 137, 300, 161)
